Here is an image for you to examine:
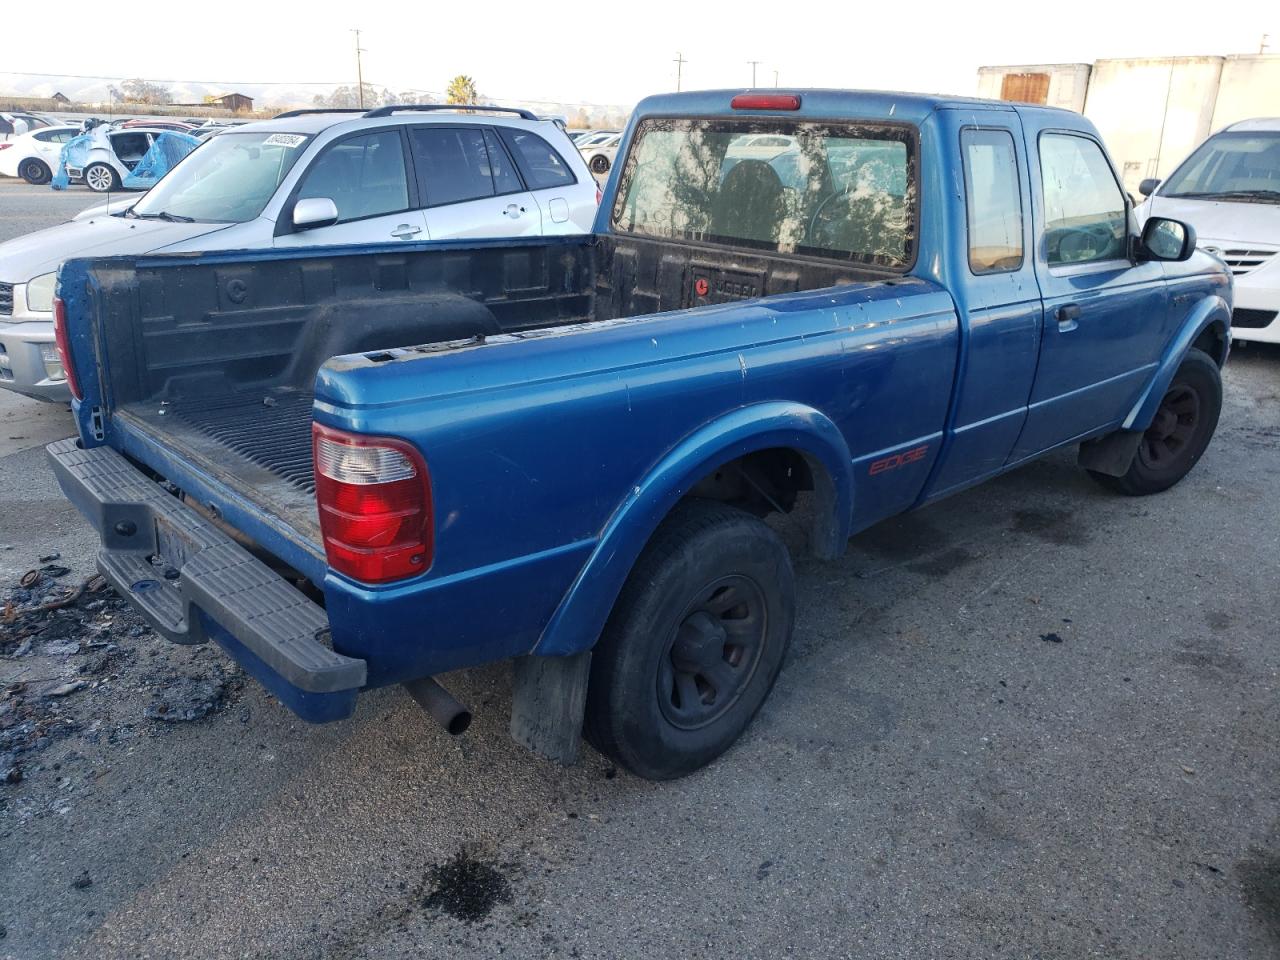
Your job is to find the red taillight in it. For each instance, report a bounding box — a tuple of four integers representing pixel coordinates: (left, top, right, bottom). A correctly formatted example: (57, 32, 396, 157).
(312, 424, 433, 583)
(0, 144, 11, 151)
(53, 297, 83, 401)
(730, 93, 802, 111)
(595, 185, 603, 205)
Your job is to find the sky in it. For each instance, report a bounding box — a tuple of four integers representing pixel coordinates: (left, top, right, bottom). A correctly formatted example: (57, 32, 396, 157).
(4, 0, 1279, 108)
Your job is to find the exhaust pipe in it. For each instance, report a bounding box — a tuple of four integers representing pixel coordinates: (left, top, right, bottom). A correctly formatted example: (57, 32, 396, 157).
(404, 677, 472, 736)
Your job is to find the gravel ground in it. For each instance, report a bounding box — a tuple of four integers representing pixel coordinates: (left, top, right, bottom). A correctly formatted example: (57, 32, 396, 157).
(0, 190, 1277, 960)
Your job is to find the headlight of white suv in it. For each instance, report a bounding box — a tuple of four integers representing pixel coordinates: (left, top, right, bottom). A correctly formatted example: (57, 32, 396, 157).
(25, 272, 56, 313)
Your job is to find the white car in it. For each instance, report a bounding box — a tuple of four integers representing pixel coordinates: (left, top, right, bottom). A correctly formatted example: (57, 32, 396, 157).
(60, 125, 184, 192)
(581, 133, 622, 175)
(0, 105, 599, 400)
(0, 125, 80, 184)
(0, 112, 55, 141)
(1137, 117, 1280, 344)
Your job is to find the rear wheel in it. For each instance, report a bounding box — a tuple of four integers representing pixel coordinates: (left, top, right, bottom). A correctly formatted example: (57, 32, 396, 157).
(84, 163, 119, 193)
(584, 500, 794, 780)
(1089, 348, 1221, 496)
(19, 158, 51, 185)
(590, 154, 610, 175)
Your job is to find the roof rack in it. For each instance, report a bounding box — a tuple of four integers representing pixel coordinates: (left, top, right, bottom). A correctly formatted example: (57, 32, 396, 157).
(361, 103, 540, 121)
(272, 108, 368, 119)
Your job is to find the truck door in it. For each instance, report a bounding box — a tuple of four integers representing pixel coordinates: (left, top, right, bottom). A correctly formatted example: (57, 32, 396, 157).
(926, 109, 1043, 498)
(1010, 123, 1169, 459)
(411, 125, 541, 240)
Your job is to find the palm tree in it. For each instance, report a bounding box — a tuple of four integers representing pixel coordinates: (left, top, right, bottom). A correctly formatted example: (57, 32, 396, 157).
(445, 76, 479, 105)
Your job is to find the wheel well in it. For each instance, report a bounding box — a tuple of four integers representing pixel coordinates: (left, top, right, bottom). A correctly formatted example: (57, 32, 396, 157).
(683, 447, 842, 559)
(1193, 323, 1228, 367)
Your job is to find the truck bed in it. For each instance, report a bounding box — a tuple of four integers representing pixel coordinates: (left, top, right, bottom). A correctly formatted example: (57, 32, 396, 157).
(88, 234, 902, 562)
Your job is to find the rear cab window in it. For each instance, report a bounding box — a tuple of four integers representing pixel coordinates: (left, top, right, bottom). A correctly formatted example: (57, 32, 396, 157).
(610, 118, 917, 267)
(961, 128, 1024, 273)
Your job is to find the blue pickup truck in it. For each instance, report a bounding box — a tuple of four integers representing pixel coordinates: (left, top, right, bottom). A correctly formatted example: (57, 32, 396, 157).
(47, 90, 1231, 779)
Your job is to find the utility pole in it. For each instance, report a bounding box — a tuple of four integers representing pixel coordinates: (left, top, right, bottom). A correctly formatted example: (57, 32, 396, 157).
(747, 60, 761, 87)
(674, 51, 686, 92)
(1261, 34, 1271, 54)
(352, 28, 366, 108)
(773, 69, 779, 88)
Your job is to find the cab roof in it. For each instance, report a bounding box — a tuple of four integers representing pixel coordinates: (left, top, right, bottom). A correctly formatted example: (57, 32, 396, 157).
(630, 88, 1083, 125)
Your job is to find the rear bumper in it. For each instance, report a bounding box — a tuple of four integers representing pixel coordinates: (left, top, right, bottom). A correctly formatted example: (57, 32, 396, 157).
(47, 438, 366, 722)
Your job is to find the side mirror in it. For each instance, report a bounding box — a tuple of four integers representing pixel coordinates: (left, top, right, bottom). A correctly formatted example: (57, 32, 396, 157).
(1138, 178, 1160, 197)
(1137, 217, 1196, 262)
(292, 197, 339, 230)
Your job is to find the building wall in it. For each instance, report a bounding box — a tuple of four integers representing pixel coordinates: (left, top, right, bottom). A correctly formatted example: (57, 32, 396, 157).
(976, 63, 1091, 112)
(1084, 57, 1224, 194)
(978, 55, 1280, 196)
(1212, 56, 1280, 129)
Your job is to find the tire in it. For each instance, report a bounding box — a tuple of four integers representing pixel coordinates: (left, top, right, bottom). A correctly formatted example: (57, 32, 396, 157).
(19, 158, 51, 185)
(1089, 347, 1221, 496)
(84, 163, 119, 193)
(590, 154, 610, 175)
(584, 500, 795, 780)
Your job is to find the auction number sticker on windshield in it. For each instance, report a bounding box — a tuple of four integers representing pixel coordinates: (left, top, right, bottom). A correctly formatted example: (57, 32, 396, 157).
(264, 134, 306, 148)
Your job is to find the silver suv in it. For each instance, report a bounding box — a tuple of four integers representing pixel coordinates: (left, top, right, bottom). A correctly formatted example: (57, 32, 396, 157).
(0, 105, 600, 401)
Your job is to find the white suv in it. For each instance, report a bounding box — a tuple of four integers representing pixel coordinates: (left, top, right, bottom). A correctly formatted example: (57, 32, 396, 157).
(0, 105, 599, 401)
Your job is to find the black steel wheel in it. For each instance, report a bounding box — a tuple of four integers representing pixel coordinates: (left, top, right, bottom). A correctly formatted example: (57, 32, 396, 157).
(590, 154, 610, 175)
(585, 500, 794, 780)
(19, 158, 51, 185)
(1088, 347, 1222, 496)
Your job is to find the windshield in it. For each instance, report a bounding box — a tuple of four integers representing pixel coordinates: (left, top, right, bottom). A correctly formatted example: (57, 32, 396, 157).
(130, 130, 313, 222)
(611, 119, 916, 267)
(1160, 131, 1280, 201)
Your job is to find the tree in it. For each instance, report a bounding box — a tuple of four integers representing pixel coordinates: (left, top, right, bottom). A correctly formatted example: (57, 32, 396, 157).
(446, 75, 479, 105)
(108, 78, 172, 106)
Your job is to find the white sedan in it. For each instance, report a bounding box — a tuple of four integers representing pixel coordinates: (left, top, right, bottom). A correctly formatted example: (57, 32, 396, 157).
(0, 125, 81, 185)
(581, 133, 622, 175)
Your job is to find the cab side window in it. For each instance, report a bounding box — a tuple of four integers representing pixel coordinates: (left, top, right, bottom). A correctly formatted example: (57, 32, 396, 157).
(1040, 134, 1127, 266)
(961, 128, 1024, 273)
(297, 131, 410, 223)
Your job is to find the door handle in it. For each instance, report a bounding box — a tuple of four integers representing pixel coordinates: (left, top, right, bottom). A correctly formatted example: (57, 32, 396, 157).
(391, 224, 422, 239)
(503, 203, 525, 218)
(1056, 303, 1082, 322)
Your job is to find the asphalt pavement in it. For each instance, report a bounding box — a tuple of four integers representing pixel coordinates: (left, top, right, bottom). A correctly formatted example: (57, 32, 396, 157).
(0, 184, 1277, 960)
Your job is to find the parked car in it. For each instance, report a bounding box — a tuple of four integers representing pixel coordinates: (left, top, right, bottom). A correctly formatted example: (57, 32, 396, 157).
(581, 132, 621, 174)
(0, 104, 598, 401)
(109, 118, 198, 133)
(59, 125, 180, 192)
(0, 124, 80, 184)
(571, 129, 618, 146)
(0, 112, 55, 141)
(1137, 117, 1280, 344)
(47, 90, 1229, 781)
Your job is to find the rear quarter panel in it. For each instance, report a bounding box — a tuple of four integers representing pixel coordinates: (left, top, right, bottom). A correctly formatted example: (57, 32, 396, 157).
(317, 279, 959, 682)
